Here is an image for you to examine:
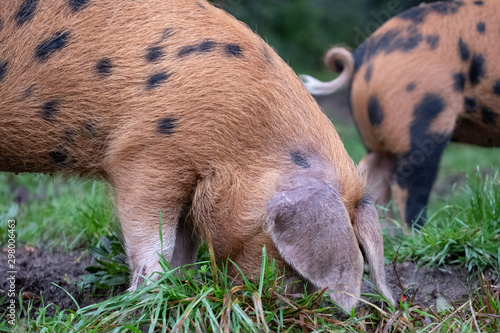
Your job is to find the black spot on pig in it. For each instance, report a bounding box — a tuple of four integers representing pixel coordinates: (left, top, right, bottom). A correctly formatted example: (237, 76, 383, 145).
(406, 82, 417, 92)
(199, 40, 217, 53)
(362, 27, 423, 63)
(17, 0, 39, 25)
(146, 72, 171, 89)
(84, 123, 96, 137)
(263, 47, 273, 66)
(452, 73, 466, 92)
(178, 41, 243, 58)
(365, 65, 373, 83)
(96, 58, 114, 77)
(397, 6, 428, 24)
(430, 2, 463, 14)
(469, 54, 485, 86)
(161, 28, 175, 41)
(225, 44, 243, 58)
(464, 97, 477, 113)
(493, 81, 500, 96)
(397, 1, 462, 25)
(477, 22, 486, 34)
(412, 94, 446, 134)
(157, 117, 177, 135)
(425, 34, 440, 50)
(353, 42, 367, 73)
(146, 46, 164, 62)
(368, 96, 384, 127)
(0, 61, 7, 83)
(178, 45, 199, 57)
(64, 130, 76, 143)
(458, 38, 470, 62)
(24, 85, 35, 97)
(395, 93, 449, 227)
(290, 151, 310, 169)
(42, 100, 60, 122)
(35, 31, 71, 61)
(178, 40, 219, 57)
(49, 151, 69, 167)
(69, 0, 90, 12)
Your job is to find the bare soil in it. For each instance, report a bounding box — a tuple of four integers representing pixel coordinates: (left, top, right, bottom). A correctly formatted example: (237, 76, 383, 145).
(0, 247, 126, 317)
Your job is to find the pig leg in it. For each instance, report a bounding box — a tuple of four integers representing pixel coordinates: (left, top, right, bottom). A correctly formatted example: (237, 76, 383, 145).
(358, 153, 394, 209)
(266, 174, 364, 311)
(111, 165, 198, 290)
(390, 92, 458, 229)
(392, 132, 450, 229)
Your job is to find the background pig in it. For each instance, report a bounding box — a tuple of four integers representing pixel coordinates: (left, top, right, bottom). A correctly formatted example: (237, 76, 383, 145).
(302, 0, 499, 228)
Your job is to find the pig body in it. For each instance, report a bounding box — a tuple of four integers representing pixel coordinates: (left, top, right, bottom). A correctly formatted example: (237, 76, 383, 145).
(0, 0, 393, 309)
(302, 0, 499, 228)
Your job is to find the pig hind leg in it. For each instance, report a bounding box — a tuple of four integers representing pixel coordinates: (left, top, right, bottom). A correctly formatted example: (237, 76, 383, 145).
(392, 124, 453, 228)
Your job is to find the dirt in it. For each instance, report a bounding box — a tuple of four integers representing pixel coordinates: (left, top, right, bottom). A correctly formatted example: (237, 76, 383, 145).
(0, 246, 126, 317)
(365, 262, 479, 309)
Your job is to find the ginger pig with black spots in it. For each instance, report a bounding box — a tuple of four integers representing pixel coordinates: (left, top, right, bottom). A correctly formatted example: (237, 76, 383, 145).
(301, 0, 499, 229)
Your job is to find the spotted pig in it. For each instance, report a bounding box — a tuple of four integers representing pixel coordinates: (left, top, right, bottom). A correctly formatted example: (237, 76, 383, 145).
(301, 0, 500, 229)
(0, 0, 394, 309)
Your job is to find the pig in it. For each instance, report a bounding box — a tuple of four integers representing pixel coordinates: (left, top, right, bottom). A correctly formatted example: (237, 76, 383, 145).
(301, 0, 499, 229)
(0, 0, 394, 310)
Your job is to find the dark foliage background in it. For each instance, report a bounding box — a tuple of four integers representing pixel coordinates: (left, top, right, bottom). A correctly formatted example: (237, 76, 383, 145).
(211, 0, 439, 72)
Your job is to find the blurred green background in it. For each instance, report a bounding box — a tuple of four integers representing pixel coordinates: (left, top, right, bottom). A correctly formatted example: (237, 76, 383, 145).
(211, 0, 438, 73)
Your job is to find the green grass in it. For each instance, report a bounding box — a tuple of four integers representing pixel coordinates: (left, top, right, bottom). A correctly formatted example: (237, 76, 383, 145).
(385, 169, 500, 273)
(0, 173, 117, 250)
(2, 245, 499, 332)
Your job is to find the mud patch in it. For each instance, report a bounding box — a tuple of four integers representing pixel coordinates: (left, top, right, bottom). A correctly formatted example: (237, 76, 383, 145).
(0, 247, 126, 317)
(362, 262, 485, 309)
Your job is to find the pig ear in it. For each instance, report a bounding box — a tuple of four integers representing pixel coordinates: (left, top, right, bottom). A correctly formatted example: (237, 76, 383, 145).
(352, 197, 395, 306)
(266, 175, 364, 311)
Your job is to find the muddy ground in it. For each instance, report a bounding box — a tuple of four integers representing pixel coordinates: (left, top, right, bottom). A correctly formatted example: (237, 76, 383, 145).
(0, 246, 127, 317)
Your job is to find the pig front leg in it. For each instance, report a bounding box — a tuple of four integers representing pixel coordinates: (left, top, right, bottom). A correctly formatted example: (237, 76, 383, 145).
(111, 164, 198, 290)
(266, 174, 364, 311)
